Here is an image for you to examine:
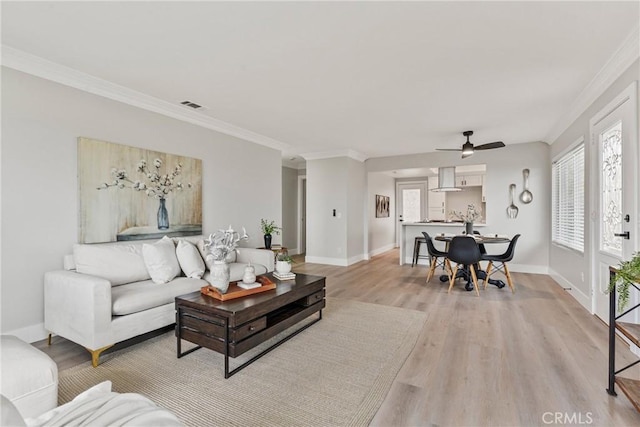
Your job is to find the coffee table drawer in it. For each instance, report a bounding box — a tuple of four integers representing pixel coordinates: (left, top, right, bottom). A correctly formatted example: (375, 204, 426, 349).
(233, 317, 266, 341)
(180, 307, 265, 342)
(301, 289, 325, 307)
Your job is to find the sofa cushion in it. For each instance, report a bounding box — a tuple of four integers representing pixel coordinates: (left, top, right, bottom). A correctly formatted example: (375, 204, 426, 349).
(74, 243, 150, 286)
(142, 236, 181, 284)
(111, 277, 207, 315)
(175, 240, 205, 279)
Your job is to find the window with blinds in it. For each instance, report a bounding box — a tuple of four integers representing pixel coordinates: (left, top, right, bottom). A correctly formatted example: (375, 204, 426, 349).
(552, 142, 585, 252)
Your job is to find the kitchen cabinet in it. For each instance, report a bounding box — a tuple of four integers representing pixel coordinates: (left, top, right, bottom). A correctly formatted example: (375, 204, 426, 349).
(455, 174, 483, 187)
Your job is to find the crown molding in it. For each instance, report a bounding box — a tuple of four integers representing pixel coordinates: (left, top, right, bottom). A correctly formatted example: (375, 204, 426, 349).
(545, 25, 640, 144)
(1, 45, 292, 152)
(301, 149, 368, 162)
(281, 158, 306, 169)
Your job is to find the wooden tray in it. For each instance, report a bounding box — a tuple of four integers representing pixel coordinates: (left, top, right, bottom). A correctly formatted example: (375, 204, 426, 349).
(201, 275, 276, 301)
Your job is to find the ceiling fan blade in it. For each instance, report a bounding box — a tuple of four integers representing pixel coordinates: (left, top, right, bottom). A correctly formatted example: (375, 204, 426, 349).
(473, 141, 505, 150)
(436, 148, 462, 152)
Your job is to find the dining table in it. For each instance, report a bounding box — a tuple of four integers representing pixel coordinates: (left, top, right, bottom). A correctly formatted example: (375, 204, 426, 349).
(434, 233, 511, 290)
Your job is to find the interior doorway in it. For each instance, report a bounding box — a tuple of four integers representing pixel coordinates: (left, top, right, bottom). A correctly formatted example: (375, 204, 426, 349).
(297, 175, 306, 255)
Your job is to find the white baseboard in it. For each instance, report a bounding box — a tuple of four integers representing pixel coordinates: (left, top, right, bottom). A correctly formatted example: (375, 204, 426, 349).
(305, 254, 365, 267)
(549, 268, 592, 312)
(305, 256, 348, 267)
(369, 243, 395, 258)
(288, 247, 300, 255)
(5, 322, 49, 344)
(403, 256, 430, 266)
(348, 254, 365, 265)
(507, 264, 549, 274)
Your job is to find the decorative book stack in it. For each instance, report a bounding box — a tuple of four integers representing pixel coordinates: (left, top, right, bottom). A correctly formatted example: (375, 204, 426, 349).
(273, 271, 296, 281)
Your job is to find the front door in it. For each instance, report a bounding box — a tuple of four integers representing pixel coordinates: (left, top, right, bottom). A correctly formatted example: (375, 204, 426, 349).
(591, 82, 639, 323)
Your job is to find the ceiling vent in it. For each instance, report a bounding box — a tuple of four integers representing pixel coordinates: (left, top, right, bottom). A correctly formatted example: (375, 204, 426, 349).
(180, 100, 204, 110)
(432, 166, 462, 192)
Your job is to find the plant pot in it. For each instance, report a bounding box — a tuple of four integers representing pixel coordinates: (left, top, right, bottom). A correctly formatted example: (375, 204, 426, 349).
(276, 260, 292, 274)
(264, 233, 272, 249)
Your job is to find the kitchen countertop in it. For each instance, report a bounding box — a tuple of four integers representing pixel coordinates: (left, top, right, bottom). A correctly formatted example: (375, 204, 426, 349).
(402, 221, 487, 227)
(398, 221, 487, 265)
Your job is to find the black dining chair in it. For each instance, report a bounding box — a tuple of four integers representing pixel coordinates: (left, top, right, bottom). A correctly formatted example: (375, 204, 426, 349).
(421, 232, 449, 283)
(445, 236, 482, 296)
(481, 234, 521, 293)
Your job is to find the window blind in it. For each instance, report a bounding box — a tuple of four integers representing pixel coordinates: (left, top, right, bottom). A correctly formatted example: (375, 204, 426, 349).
(552, 143, 585, 252)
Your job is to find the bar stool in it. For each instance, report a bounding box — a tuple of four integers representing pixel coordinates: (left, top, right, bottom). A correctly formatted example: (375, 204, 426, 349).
(412, 236, 429, 267)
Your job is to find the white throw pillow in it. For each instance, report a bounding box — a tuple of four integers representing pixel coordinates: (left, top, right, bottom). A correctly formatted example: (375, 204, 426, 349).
(142, 236, 181, 284)
(196, 240, 215, 270)
(176, 240, 205, 279)
(74, 243, 150, 286)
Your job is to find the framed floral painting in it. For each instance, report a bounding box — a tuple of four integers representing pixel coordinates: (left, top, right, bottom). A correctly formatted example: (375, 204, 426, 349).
(78, 137, 202, 243)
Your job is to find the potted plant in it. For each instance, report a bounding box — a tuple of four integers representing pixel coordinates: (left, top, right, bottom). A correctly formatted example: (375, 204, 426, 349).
(450, 204, 482, 235)
(260, 219, 281, 249)
(275, 252, 293, 274)
(608, 252, 640, 311)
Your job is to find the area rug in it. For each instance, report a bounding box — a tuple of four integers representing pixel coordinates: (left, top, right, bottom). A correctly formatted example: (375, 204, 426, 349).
(58, 298, 427, 427)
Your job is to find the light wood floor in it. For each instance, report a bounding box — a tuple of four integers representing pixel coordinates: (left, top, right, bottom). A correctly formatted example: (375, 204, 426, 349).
(35, 249, 640, 426)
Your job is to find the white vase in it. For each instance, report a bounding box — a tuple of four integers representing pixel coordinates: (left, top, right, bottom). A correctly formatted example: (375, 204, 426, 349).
(209, 260, 230, 293)
(276, 260, 292, 274)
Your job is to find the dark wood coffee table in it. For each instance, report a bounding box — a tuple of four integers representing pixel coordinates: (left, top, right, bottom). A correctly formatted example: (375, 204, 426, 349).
(175, 272, 325, 378)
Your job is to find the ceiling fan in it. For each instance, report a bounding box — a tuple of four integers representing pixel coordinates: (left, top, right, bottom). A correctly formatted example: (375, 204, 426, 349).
(437, 131, 505, 158)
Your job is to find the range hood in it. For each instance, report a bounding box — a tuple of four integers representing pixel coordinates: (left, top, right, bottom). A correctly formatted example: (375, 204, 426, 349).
(431, 167, 462, 192)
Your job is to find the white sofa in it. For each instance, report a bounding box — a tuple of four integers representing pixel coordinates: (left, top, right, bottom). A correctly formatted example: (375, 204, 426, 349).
(44, 236, 274, 366)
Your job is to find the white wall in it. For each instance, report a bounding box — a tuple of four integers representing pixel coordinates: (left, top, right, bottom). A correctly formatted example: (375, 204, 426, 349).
(1, 68, 282, 341)
(281, 166, 298, 250)
(549, 59, 639, 309)
(347, 158, 366, 262)
(367, 172, 396, 256)
(366, 141, 551, 273)
(306, 158, 348, 264)
(306, 156, 366, 265)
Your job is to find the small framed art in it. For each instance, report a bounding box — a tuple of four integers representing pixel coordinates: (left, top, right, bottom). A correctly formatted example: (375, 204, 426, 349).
(375, 194, 390, 218)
